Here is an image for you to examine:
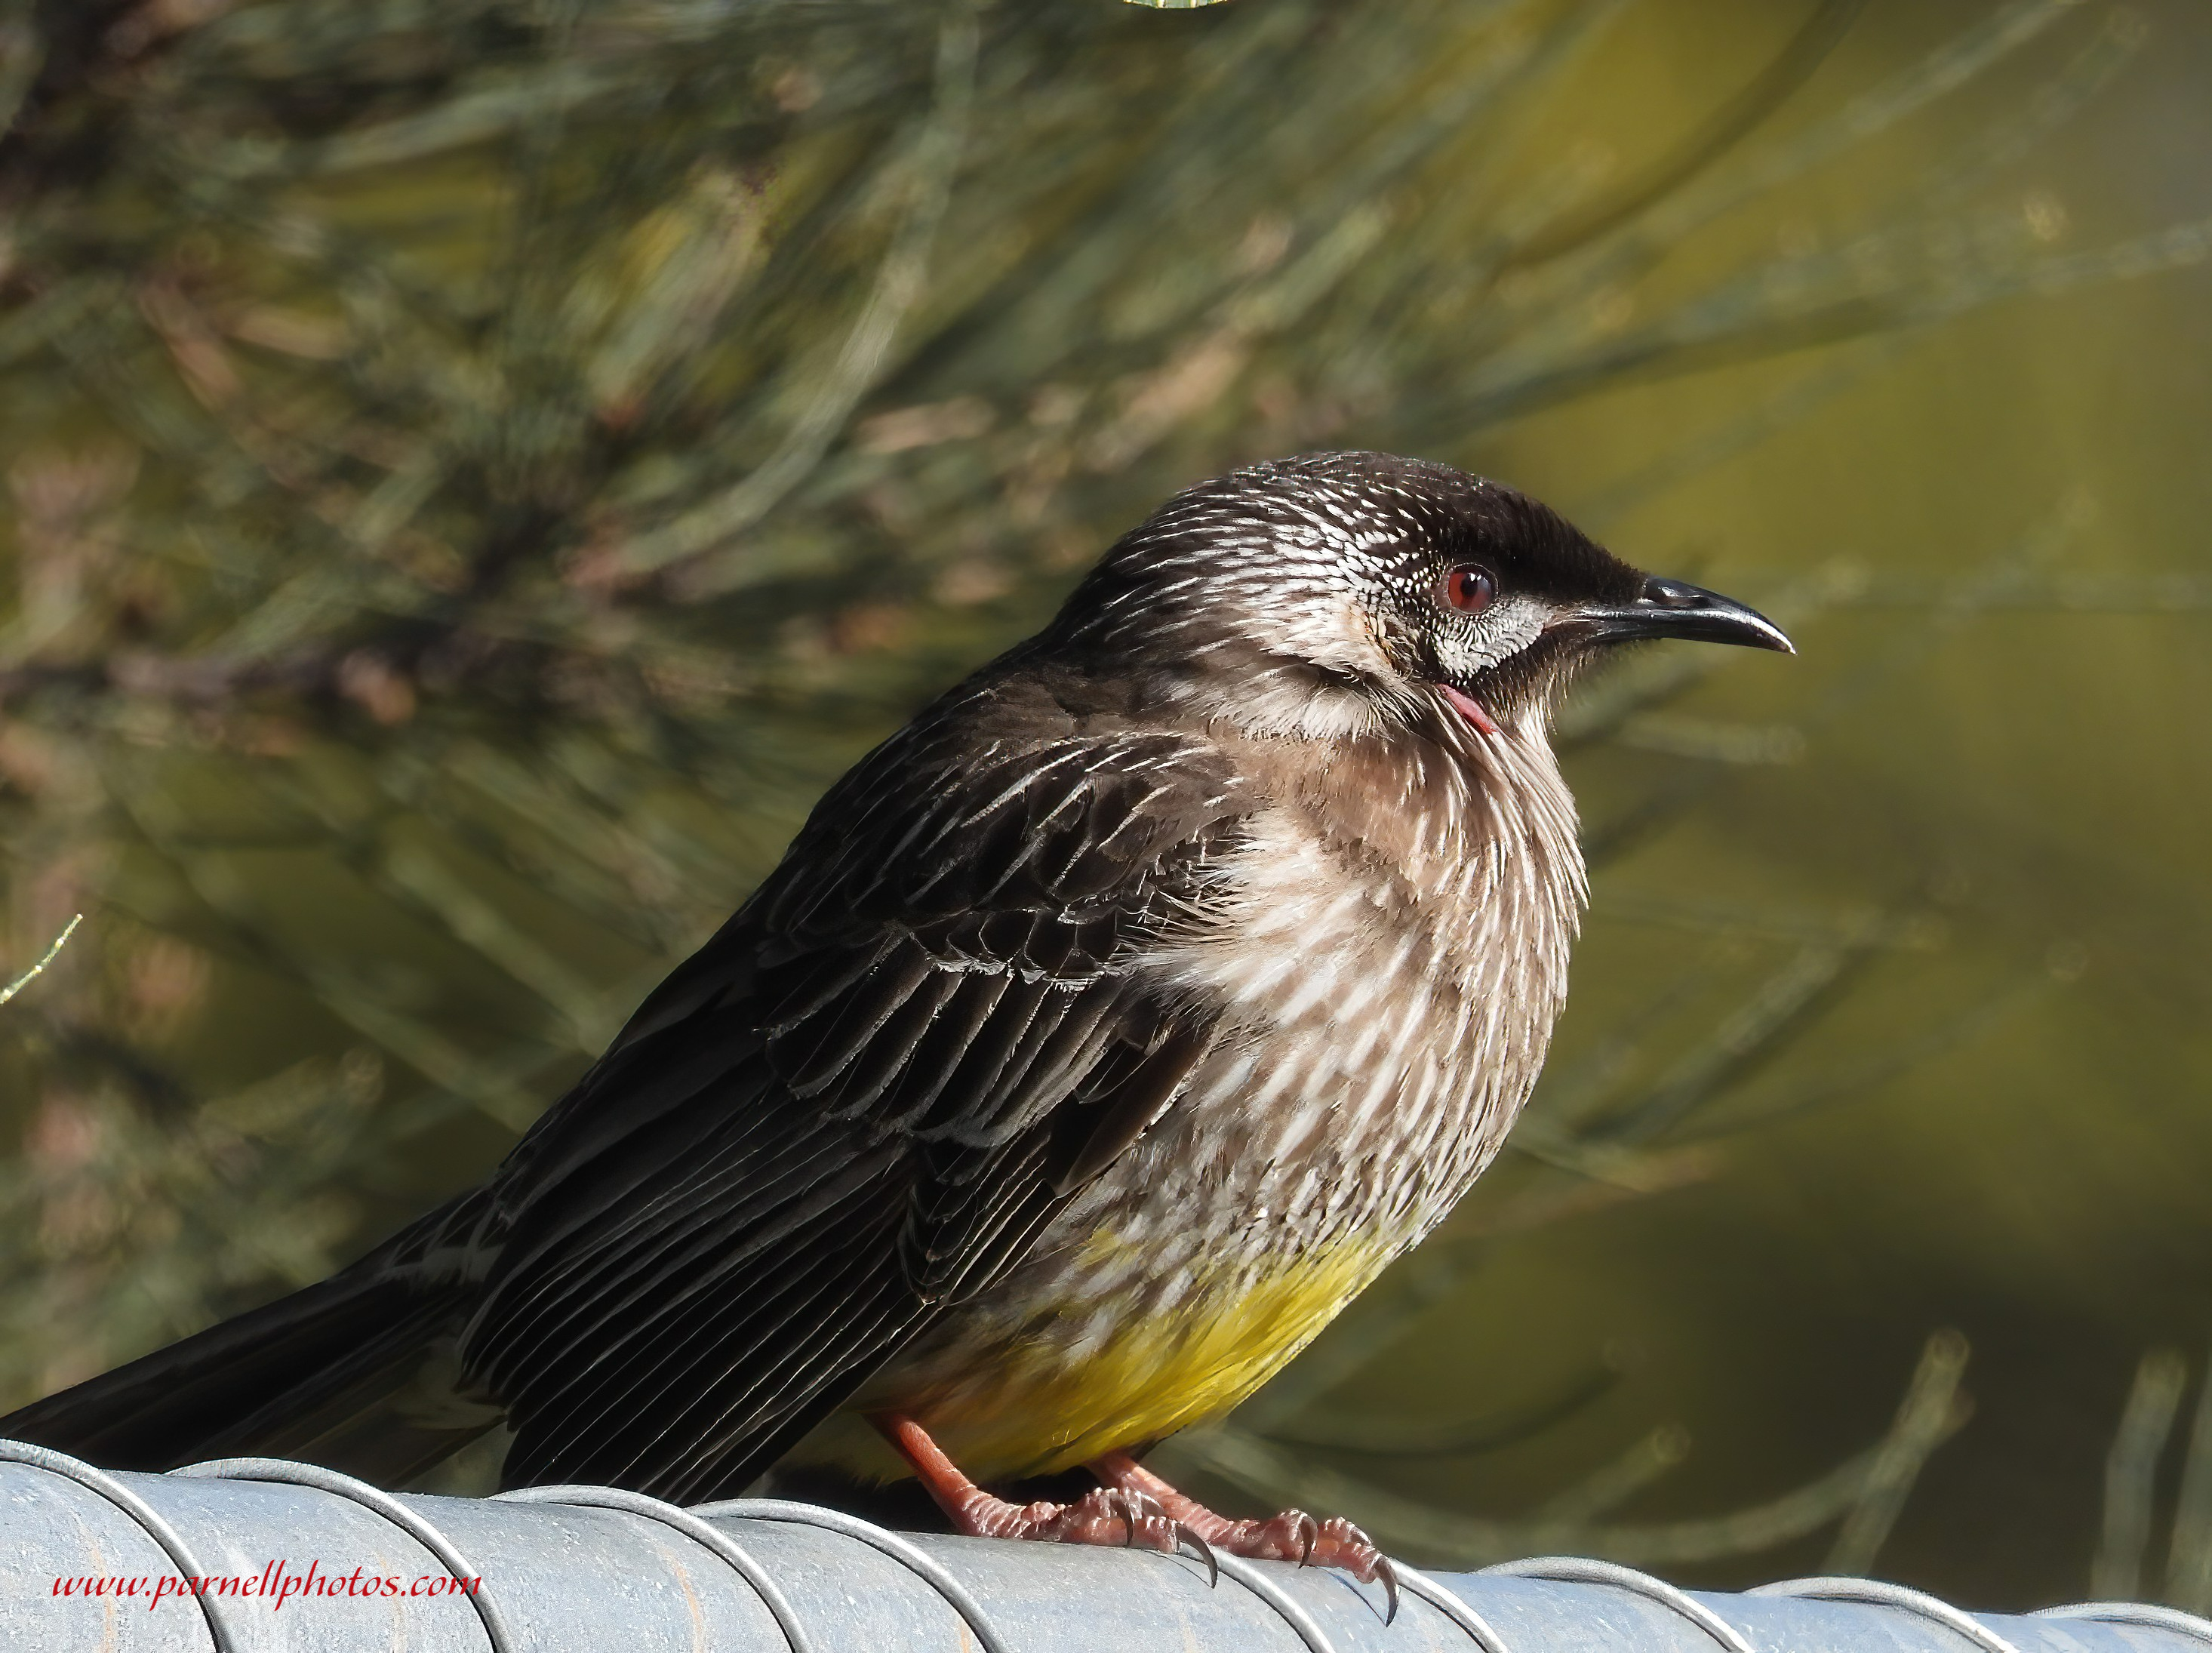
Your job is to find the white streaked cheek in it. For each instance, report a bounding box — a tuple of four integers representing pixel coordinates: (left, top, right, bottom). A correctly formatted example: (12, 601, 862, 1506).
(1435, 593, 1551, 679)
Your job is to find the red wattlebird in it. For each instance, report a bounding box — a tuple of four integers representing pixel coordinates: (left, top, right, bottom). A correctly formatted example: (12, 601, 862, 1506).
(3, 452, 1792, 1610)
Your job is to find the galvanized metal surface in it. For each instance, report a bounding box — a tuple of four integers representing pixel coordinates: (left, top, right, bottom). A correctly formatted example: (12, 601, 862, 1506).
(2, 1438, 2207, 1653)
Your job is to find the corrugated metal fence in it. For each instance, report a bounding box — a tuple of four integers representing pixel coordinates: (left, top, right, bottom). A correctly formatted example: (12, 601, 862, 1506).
(1, 1439, 2201, 1652)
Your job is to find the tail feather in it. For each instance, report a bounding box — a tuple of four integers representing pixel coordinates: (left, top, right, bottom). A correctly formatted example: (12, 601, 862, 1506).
(0, 1229, 492, 1482)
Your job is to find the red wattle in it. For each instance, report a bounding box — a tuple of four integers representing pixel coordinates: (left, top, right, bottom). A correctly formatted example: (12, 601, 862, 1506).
(1440, 683, 1500, 737)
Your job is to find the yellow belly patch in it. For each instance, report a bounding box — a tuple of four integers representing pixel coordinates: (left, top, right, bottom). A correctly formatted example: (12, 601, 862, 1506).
(800, 1233, 1398, 1482)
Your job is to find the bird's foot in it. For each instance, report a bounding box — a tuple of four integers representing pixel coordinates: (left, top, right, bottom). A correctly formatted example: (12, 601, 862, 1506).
(1183, 1508, 1387, 1573)
(872, 1413, 1214, 1570)
(1087, 1448, 1398, 1621)
(950, 1482, 1194, 1553)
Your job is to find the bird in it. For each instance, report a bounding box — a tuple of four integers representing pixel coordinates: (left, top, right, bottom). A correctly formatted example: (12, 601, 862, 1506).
(2, 451, 1791, 1603)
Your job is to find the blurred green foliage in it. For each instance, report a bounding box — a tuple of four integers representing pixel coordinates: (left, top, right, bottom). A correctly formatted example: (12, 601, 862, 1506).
(2, 0, 2209, 1607)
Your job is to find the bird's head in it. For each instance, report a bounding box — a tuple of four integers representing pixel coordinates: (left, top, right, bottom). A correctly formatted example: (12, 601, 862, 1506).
(1055, 451, 1792, 743)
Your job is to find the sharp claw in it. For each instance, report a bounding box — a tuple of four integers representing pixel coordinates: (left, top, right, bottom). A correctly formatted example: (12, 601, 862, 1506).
(1175, 1523, 1220, 1588)
(1376, 1556, 1400, 1626)
(1107, 1490, 1140, 1547)
(1296, 1512, 1320, 1565)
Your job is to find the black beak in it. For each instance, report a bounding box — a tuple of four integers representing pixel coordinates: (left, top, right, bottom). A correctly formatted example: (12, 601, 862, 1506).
(1570, 576, 1795, 654)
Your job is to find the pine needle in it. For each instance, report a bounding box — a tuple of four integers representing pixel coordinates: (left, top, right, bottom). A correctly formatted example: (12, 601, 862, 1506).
(0, 914, 82, 1008)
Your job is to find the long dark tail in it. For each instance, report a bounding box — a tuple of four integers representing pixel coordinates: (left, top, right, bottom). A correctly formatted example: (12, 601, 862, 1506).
(0, 1203, 497, 1485)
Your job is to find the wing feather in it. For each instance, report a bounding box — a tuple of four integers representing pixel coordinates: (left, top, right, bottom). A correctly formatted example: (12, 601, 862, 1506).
(460, 685, 1254, 1498)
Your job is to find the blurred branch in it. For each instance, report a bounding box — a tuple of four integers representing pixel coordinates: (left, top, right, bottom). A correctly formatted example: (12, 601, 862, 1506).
(2095, 1349, 2189, 1600)
(1171, 1330, 1973, 1568)
(370, 839, 621, 1054)
(1512, 900, 1910, 1168)
(1675, 971, 2054, 1146)
(1580, 928, 1885, 1148)
(1454, 209, 2212, 429)
(1577, 338, 1910, 528)
(1263, 1356, 1620, 1460)
(623, 1, 980, 586)
(109, 796, 556, 1134)
(1497, 0, 2087, 318)
(1580, 498, 2090, 867)
(1472, 1144, 1721, 1235)
(1608, 713, 1804, 766)
(1531, 1424, 1692, 1523)
(0, 1048, 384, 1397)
(2166, 1349, 2212, 1611)
(0, 0, 164, 199)
(1506, 0, 1869, 268)
(1912, 8, 2146, 215)
(0, 3, 39, 150)
(1825, 1328, 1973, 1574)
(1592, 893, 1942, 953)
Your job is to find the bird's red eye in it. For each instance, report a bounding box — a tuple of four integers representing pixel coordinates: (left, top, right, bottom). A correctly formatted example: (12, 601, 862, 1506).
(1439, 565, 1497, 615)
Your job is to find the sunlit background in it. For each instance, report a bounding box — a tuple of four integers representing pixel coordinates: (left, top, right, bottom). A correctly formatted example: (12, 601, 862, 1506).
(1, 0, 2208, 1609)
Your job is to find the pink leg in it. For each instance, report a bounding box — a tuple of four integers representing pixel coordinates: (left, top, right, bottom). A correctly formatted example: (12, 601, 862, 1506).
(872, 1414, 1198, 1560)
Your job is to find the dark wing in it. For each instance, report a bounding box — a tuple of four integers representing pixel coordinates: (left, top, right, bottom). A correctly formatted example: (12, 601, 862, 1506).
(457, 695, 1252, 1502)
